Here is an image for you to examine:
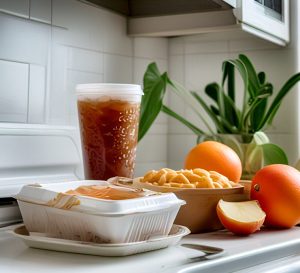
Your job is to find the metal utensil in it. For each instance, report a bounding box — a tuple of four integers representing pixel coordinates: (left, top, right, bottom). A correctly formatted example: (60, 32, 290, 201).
(181, 243, 225, 264)
(107, 176, 159, 197)
(107, 176, 142, 191)
(162, 243, 225, 272)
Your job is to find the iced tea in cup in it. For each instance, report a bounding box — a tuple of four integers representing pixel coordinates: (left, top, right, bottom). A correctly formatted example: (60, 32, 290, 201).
(76, 83, 143, 180)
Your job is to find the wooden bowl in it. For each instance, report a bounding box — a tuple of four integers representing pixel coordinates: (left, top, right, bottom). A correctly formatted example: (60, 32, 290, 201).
(134, 179, 250, 233)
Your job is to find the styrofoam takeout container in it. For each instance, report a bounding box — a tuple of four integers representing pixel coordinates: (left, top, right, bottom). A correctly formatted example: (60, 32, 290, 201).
(15, 180, 185, 243)
(10, 224, 190, 257)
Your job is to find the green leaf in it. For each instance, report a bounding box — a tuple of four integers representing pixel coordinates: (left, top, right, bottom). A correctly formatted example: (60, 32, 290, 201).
(266, 104, 280, 125)
(167, 79, 215, 134)
(191, 91, 239, 134)
(243, 84, 273, 128)
(239, 54, 260, 97)
(161, 105, 204, 135)
(258, 72, 266, 84)
(205, 82, 219, 103)
(256, 83, 273, 98)
(221, 62, 241, 127)
(243, 99, 266, 128)
(250, 83, 273, 131)
(191, 91, 226, 133)
(210, 105, 219, 115)
(258, 73, 300, 130)
(222, 62, 235, 101)
(205, 82, 240, 128)
(260, 143, 289, 165)
(225, 59, 248, 96)
(138, 63, 167, 141)
(225, 58, 249, 131)
(244, 132, 288, 174)
(251, 99, 267, 132)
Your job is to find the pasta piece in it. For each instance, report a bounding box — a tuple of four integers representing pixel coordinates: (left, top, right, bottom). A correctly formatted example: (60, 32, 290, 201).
(170, 173, 190, 184)
(142, 170, 157, 182)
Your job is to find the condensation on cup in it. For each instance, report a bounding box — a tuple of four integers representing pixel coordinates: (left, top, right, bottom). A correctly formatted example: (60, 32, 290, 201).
(76, 83, 143, 180)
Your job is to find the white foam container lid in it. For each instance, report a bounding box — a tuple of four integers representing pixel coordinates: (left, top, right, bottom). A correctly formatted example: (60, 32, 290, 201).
(76, 83, 143, 96)
(15, 180, 185, 216)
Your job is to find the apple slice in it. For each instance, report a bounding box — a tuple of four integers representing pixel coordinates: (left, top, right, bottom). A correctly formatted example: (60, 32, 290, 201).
(216, 199, 266, 235)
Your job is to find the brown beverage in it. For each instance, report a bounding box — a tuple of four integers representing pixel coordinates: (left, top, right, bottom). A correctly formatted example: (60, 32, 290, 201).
(77, 98, 140, 180)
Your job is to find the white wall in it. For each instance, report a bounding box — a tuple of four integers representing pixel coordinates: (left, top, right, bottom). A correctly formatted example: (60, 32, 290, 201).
(0, 0, 168, 177)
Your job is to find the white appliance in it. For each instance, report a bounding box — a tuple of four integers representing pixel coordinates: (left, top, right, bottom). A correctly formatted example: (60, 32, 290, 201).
(234, 0, 289, 45)
(0, 124, 82, 227)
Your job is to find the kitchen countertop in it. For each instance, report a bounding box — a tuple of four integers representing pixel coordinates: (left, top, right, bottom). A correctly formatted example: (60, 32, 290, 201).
(1, 225, 300, 273)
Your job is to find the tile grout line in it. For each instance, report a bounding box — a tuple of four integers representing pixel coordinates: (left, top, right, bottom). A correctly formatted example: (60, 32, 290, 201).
(44, 0, 54, 124)
(28, 0, 31, 19)
(59, 43, 168, 61)
(26, 64, 31, 123)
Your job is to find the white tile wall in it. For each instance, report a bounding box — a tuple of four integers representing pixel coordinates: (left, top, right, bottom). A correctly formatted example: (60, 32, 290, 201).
(67, 47, 103, 74)
(103, 54, 133, 83)
(28, 64, 46, 124)
(0, 13, 51, 65)
(134, 38, 168, 59)
(0, 60, 29, 123)
(136, 135, 168, 164)
(48, 44, 68, 124)
(1, 0, 299, 174)
(168, 54, 189, 135)
(30, 0, 52, 24)
(52, 0, 94, 49)
(167, 134, 197, 170)
(0, 0, 29, 18)
(101, 10, 133, 56)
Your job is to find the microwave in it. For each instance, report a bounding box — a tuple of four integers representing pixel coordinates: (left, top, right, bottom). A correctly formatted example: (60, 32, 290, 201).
(233, 0, 289, 45)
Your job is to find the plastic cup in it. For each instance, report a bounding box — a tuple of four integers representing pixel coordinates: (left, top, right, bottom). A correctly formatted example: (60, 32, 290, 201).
(76, 83, 143, 180)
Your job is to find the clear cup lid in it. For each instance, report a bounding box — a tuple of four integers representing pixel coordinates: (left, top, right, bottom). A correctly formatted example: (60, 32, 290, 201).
(76, 83, 143, 96)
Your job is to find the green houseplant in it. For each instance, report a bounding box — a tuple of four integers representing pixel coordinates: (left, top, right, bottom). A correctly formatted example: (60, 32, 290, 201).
(138, 54, 300, 178)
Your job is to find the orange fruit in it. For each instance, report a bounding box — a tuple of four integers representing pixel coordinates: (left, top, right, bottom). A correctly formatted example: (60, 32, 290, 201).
(216, 199, 266, 235)
(251, 164, 300, 228)
(184, 141, 242, 182)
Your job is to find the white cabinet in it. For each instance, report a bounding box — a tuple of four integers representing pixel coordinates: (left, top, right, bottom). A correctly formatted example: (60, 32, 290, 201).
(126, 0, 290, 46)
